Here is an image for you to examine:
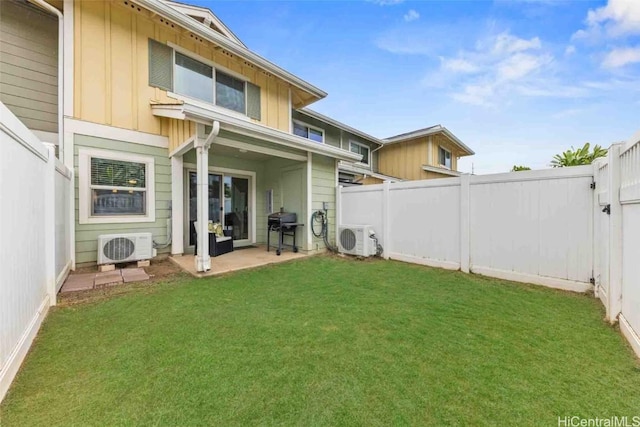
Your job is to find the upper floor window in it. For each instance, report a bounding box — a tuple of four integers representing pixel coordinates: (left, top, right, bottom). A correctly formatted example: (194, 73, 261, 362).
(175, 52, 213, 103)
(293, 121, 324, 143)
(349, 141, 370, 165)
(149, 39, 262, 120)
(438, 146, 452, 169)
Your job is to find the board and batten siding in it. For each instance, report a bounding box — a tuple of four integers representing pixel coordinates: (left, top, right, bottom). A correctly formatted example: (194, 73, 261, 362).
(377, 134, 458, 181)
(73, 0, 297, 137)
(74, 134, 171, 265)
(311, 154, 336, 250)
(0, 0, 58, 133)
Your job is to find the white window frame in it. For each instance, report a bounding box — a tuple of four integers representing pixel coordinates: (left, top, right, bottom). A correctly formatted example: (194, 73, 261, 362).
(168, 42, 248, 116)
(78, 148, 156, 224)
(292, 120, 324, 143)
(438, 146, 452, 170)
(349, 140, 371, 167)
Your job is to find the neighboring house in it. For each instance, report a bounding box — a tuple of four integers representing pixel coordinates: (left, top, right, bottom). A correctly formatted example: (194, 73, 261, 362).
(292, 109, 400, 186)
(378, 126, 475, 180)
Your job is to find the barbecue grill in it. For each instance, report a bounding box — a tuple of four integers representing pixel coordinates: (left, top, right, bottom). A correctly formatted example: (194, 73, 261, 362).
(267, 212, 303, 255)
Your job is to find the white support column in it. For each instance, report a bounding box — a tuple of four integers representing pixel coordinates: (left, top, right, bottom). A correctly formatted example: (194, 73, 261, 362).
(44, 146, 57, 305)
(306, 152, 313, 251)
(607, 144, 623, 322)
(460, 174, 471, 273)
(171, 155, 184, 255)
(382, 180, 390, 259)
(194, 122, 219, 272)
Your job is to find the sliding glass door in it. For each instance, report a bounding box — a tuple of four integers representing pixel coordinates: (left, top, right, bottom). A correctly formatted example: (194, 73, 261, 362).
(187, 171, 251, 247)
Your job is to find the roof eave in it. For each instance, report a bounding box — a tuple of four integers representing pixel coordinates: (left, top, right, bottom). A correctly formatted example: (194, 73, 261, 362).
(383, 126, 475, 156)
(151, 103, 362, 162)
(299, 109, 384, 146)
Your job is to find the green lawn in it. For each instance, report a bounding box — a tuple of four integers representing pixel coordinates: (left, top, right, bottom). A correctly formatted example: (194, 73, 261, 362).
(1, 257, 639, 426)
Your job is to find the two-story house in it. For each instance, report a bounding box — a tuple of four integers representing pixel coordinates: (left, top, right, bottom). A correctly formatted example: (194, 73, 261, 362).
(1, 0, 363, 272)
(0, 0, 474, 273)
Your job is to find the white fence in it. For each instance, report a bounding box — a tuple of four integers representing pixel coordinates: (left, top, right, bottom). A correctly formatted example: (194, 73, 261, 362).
(0, 102, 72, 401)
(339, 166, 594, 292)
(594, 133, 640, 357)
(339, 138, 640, 357)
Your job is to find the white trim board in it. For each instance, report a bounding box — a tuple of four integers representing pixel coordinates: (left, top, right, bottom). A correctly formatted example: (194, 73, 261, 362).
(389, 253, 460, 271)
(77, 148, 156, 224)
(619, 314, 640, 359)
(214, 136, 307, 162)
(422, 165, 461, 177)
(65, 118, 169, 148)
(470, 266, 593, 293)
(0, 297, 50, 403)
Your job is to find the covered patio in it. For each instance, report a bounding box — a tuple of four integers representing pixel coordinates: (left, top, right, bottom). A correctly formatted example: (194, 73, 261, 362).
(169, 245, 308, 277)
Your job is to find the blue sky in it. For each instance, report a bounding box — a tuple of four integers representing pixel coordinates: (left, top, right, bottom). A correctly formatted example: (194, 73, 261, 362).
(192, 0, 639, 174)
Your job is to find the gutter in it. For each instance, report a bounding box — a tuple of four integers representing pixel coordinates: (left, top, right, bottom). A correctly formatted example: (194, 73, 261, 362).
(133, 0, 327, 100)
(28, 0, 63, 157)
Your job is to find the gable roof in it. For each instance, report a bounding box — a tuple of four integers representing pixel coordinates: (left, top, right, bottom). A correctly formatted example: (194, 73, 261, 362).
(161, 0, 246, 48)
(133, 0, 327, 106)
(383, 125, 475, 156)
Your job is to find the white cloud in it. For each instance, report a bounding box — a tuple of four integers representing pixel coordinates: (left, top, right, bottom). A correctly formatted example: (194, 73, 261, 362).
(441, 58, 479, 73)
(602, 46, 640, 68)
(367, 0, 404, 5)
(491, 33, 541, 54)
(564, 45, 576, 56)
(431, 31, 556, 106)
(573, 0, 640, 40)
(403, 9, 420, 22)
(497, 52, 552, 80)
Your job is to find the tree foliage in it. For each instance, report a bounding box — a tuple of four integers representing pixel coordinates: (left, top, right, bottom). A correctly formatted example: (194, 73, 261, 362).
(511, 165, 531, 172)
(550, 143, 607, 167)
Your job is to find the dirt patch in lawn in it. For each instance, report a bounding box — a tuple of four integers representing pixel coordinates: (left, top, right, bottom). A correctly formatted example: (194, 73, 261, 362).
(57, 258, 187, 306)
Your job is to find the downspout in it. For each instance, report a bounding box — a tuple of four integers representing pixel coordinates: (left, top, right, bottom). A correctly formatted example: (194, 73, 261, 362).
(29, 0, 63, 158)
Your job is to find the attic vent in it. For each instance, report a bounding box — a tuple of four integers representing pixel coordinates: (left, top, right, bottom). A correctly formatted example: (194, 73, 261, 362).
(159, 18, 175, 28)
(243, 61, 255, 69)
(103, 237, 135, 262)
(340, 229, 357, 251)
(189, 34, 204, 43)
(221, 50, 234, 58)
(122, 1, 141, 11)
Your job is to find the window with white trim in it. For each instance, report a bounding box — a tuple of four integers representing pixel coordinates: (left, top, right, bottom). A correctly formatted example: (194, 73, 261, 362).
(438, 146, 452, 169)
(79, 149, 155, 224)
(293, 121, 324, 143)
(349, 141, 370, 165)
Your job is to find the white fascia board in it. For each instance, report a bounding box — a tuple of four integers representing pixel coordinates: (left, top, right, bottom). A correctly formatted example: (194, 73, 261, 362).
(384, 126, 475, 156)
(133, 0, 327, 100)
(152, 103, 362, 162)
(421, 165, 462, 177)
(299, 109, 384, 146)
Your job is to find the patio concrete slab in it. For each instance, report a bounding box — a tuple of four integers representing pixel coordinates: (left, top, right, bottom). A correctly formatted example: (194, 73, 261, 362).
(121, 268, 150, 283)
(170, 245, 309, 277)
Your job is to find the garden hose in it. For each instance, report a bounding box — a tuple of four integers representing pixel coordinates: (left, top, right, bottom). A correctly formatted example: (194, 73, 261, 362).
(311, 210, 338, 253)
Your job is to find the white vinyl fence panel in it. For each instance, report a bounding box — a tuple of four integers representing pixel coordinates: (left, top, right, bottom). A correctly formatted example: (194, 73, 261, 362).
(469, 168, 593, 289)
(55, 160, 72, 291)
(0, 102, 71, 401)
(388, 179, 460, 269)
(340, 185, 385, 247)
(618, 132, 640, 356)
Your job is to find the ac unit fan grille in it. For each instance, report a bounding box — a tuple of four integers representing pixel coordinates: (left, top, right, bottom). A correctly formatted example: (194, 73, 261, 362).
(340, 229, 357, 251)
(103, 237, 135, 262)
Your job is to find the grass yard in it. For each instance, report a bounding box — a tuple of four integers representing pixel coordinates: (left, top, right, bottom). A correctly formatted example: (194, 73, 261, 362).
(1, 256, 639, 426)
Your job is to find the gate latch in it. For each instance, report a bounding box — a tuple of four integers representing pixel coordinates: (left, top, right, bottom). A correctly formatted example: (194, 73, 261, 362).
(602, 204, 611, 215)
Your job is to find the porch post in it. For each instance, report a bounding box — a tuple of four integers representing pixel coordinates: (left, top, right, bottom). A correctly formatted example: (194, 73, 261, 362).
(194, 122, 220, 272)
(171, 154, 184, 255)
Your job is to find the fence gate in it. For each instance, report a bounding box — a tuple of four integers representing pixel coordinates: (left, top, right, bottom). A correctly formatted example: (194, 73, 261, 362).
(594, 160, 610, 316)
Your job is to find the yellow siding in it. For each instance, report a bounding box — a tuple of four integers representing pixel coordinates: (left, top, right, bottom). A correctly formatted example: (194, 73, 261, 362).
(165, 118, 196, 153)
(359, 176, 384, 185)
(74, 0, 297, 136)
(378, 134, 461, 181)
